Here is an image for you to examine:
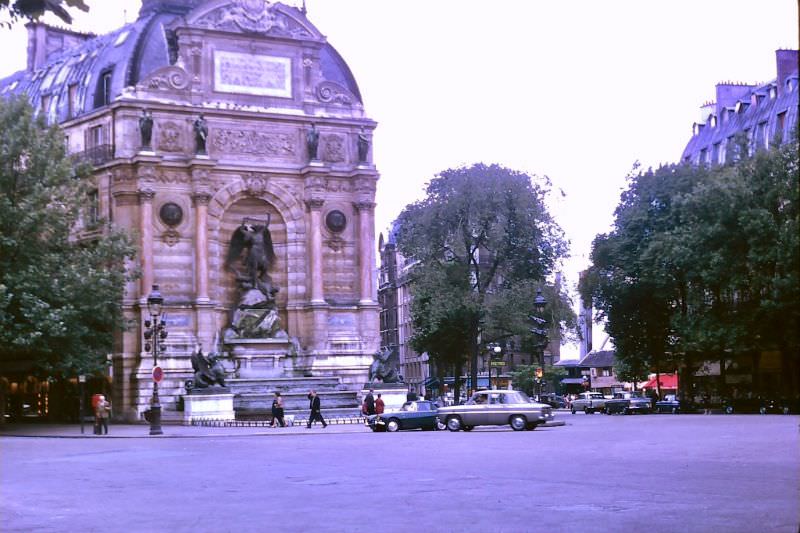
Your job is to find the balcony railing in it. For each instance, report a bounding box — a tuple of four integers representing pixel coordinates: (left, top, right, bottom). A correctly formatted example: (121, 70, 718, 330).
(74, 144, 114, 167)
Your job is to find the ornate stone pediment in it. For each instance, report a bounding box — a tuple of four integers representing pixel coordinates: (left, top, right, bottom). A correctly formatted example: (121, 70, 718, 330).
(191, 0, 316, 39)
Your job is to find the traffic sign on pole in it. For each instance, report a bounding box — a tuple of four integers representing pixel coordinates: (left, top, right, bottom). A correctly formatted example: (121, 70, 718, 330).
(152, 366, 163, 383)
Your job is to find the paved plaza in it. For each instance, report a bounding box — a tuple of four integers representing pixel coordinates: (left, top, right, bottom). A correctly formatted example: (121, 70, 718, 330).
(1, 413, 798, 533)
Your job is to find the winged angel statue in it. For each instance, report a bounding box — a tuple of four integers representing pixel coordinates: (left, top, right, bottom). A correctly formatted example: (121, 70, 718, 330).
(224, 215, 286, 340)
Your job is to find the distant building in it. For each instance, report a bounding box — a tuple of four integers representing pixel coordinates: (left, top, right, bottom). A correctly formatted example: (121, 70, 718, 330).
(578, 270, 593, 358)
(681, 49, 798, 166)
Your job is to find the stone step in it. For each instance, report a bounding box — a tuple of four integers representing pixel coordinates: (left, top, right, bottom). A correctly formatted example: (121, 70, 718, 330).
(225, 377, 344, 394)
(234, 390, 358, 412)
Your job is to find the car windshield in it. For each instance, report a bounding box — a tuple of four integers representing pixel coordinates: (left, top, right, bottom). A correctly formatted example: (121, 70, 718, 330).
(504, 391, 531, 404)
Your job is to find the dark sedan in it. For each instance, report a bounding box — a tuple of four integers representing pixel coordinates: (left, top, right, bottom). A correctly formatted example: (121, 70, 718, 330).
(366, 400, 441, 432)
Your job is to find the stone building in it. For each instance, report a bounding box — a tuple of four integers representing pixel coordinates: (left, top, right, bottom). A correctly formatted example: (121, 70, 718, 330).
(0, 0, 380, 421)
(377, 230, 430, 393)
(681, 49, 798, 165)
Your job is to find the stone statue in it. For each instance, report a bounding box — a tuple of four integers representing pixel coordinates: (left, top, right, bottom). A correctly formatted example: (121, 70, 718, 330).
(224, 215, 288, 340)
(306, 123, 319, 161)
(138, 109, 153, 151)
(357, 127, 369, 163)
(194, 114, 208, 155)
(186, 346, 227, 391)
(369, 346, 401, 383)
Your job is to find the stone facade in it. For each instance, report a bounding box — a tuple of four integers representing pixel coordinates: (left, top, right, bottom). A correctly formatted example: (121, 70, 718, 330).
(1, 1, 380, 421)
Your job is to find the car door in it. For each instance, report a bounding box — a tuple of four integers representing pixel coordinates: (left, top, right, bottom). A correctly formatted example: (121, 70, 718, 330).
(463, 392, 489, 425)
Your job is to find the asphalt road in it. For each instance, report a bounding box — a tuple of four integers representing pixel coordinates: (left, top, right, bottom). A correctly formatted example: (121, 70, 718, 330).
(2, 413, 798, 533)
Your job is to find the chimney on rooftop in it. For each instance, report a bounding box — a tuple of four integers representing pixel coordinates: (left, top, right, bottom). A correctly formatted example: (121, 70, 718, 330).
(26, 22, 93, 71)
(714, 82, 755, 118)
(775, 49, 799, 96)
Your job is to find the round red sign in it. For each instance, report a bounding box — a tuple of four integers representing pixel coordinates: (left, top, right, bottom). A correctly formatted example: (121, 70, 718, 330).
(152, 366, 164, 383)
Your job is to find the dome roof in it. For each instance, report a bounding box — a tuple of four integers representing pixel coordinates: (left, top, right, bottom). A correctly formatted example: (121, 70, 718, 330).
(0, 1, 362, 122)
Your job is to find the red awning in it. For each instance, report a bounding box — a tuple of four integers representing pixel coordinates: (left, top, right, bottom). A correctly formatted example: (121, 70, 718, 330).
(642, 374, 678, 390)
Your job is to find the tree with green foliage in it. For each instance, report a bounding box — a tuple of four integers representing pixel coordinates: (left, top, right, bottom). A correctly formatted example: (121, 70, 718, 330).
(0, 96, 136, 380)
(1, 0, 88, 26)
(583, 130, 799, 398)
(395, 163, 573, 397)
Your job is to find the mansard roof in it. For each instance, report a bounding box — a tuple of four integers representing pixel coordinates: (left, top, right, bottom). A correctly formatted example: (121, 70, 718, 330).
(0, 1, 362, 122)
(681, 50, 798, 164)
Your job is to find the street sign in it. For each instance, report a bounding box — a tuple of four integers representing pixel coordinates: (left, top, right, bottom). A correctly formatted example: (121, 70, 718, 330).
(152, 366, 163, 383)
(78, 374, 86, 383)
(490, 361, 506, 367)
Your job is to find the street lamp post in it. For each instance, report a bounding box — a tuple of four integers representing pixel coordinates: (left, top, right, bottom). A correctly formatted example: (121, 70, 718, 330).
(493, 345, 502, 389)
(531, 288, 548, 398)
(143, 284, 167, 436)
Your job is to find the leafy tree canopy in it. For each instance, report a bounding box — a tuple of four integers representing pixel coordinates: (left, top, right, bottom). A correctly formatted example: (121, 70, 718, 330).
(582, 130, 799, 393)
(395, 163, 573, 390)
(0, 96, 136, 377)
(1, 0, 88, 26)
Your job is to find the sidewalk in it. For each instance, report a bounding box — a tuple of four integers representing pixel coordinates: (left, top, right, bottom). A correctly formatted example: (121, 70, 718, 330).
(0, 421, 366, 439)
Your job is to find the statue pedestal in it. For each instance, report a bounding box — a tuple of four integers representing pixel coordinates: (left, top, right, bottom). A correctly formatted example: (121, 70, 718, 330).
(183, 393, 234, 424)
(360, 383, 409, 412)
(226, 338, 294, 378)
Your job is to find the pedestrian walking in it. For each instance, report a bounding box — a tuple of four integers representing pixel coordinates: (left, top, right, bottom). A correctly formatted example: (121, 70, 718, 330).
(306, 390, 327, 428)
(364, 388, 376, 416)
(94, 395, 110, 435)
(375, 393, 385, 414)
(270, 391, 285, 427)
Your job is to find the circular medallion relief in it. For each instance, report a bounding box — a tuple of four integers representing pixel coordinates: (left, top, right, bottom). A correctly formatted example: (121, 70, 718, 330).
(159, 202, 183, 227)
(325, 210, 347, 233)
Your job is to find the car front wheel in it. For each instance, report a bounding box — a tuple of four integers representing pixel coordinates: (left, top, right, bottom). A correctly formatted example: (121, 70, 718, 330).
(509, 415, 527, 431)
(446, 416, 462, 432)
(386, 418, 400, 432)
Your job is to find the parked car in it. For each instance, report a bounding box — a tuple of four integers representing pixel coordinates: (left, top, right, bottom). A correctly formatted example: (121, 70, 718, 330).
(654, 394, 699, 414)
(537, 394, 567, 409)
(366, 400, 441, 432)
(570, 392, 608, 414)
(436, 390, 554, 431)
(721, 396, 794, 415)
(604, 391, 652, 414)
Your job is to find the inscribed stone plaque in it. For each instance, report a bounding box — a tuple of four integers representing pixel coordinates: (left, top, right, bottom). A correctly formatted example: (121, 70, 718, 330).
(214, 51, 292, 97)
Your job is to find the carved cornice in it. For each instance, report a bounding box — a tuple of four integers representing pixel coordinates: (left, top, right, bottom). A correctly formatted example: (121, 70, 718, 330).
(305, 198, 325, 210)
(192, 192, 212, 206)
(352, 201, 376, 212)
(138, 188, 156, 202)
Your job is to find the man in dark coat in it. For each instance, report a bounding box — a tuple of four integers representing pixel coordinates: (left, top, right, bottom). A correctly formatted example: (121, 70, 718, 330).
(364, 388, 376, 416)
(306, 390, 327, 428)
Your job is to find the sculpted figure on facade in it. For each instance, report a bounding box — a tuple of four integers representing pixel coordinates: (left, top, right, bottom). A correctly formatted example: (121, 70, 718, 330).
(368, 346, 401, 383)
(194, 114, 208, 155)
(138, 109, 153, 151)
(186, 346, 227, 391)
(306, 123, 319, 161)
(224, 215, 287, 340)
(357, 127, 369, 163)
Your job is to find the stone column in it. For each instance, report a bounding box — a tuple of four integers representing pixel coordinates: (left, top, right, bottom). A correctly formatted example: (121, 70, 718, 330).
(138, 187, 155, 299)
(354, 201, 377, 304)
(306, 198, 325, 304)
(193, 192, 211, 303)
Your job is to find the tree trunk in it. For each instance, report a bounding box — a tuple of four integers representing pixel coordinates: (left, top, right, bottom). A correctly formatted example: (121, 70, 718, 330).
(469, 334, 479, 396)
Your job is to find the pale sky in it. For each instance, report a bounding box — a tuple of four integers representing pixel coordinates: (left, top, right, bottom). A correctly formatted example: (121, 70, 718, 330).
(1, 0, 797, 358)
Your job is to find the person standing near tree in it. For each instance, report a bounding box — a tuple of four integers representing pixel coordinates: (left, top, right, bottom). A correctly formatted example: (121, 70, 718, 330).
(306, 390, 327, 428)
(94, 395, 110, 435)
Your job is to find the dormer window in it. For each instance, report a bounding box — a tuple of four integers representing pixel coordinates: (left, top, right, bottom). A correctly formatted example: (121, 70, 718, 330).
(94, 69, 113, 108)
(710, 115, 717, 128)
(735, 101, 749, 114)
